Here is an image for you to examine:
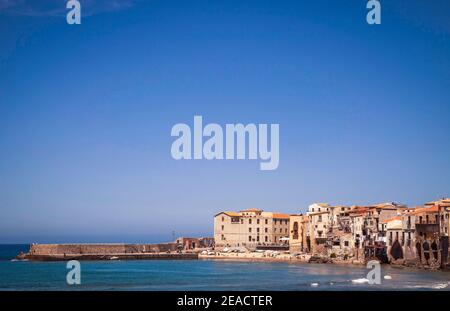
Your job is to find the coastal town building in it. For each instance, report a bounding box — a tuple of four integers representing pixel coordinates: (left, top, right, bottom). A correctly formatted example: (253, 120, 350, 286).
(400, 207, 419, 263)
(439, 199, 450, 236)
(413, 204, 441, 267)
(289, 214, 302, 253)
(307, 203, 331, 254)
(214, 208, 290, 249)
(175, 237, 215, 250)
(349, 207, 367, 253)
(437, 198, 450, 267)
(372, 199, 450, 268)
(213, 197, 449, 269)
(385, 216, 403, 262)
(289, 214, 310, 253)
(326, 206, 354, 258)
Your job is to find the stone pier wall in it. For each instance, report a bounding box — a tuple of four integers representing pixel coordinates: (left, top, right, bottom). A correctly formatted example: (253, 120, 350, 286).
(29, 243, 178, 255)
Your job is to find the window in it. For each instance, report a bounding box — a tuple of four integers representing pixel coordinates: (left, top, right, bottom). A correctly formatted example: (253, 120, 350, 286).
(222, 216, 224, 222)
(265, 219, 268, 225)
(221, 234, 225, 241)
(265, 236, 268, 242)
(344, 241, 349, 247)
(249, 219, 252, 224)
(274, 220, 277, 225)
(249, 228, 252, 233)
(318, 215, 322, 222)
(293, 222, 299, 240)
(248, 236, 252, 242)
(257, 236, 260, 242)
(221, 225, 224, 230)
(265, 228, 268, 233)
(257, 228, 260, 233)
(241, 219, 243, 224)
(257, 219, 260, 225)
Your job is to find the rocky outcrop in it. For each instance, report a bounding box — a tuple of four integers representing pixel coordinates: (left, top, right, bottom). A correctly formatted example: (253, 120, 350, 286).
(308, 255, 333, 264)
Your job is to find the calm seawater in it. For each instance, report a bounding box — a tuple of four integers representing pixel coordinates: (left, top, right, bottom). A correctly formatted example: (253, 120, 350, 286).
(0, 244, 449, 291)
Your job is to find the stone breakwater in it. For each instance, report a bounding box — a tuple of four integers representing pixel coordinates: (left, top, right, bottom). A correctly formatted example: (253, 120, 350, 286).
(17, 243, 198, 261)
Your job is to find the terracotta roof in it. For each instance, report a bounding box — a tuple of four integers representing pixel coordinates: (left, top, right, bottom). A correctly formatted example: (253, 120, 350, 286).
(214, 211, 240, 217)
(240, 208, 262, 213)
(437, 198, 450, 207)
(272, 213, 290, 219)
(381, 216, 401, 224)
(425, 198, 450, 207)
(411, 205, 438, 215)
(371, 203, 404, 209)
(349, 207, 368, 215)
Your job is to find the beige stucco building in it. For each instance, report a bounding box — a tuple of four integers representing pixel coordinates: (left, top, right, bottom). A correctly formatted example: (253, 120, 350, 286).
(214, 208, 290, 249)
(437, 198, 450, 237)
(289, 214, 310, 253)
(307, 203, 331, 254)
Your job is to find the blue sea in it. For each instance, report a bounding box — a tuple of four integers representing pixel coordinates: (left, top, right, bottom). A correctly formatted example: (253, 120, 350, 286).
(0, 244, 449, 291)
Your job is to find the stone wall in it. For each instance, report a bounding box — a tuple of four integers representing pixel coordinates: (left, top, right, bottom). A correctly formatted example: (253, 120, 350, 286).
(29, 243, 178, 255)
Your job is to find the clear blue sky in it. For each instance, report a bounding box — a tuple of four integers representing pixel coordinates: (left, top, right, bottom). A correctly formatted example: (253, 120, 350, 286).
(0, 0, 449, 243)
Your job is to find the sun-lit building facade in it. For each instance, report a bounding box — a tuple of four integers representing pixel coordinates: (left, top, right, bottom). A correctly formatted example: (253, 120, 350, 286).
(214, 208, 290, 249)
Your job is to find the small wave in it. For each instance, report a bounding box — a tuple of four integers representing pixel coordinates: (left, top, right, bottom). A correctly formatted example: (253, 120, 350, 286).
(310, 283, 319, 287)
(351, 278, 369, 284)
(406, 282, 450, 290)
(432, 283, 449, 289)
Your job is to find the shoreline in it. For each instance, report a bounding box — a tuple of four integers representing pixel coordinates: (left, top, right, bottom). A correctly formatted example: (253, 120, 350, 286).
(17, 252, 198, 261)
(198, 253, 450, 272)
(199, 253, 365, 266)
(13, 243, 449, 272)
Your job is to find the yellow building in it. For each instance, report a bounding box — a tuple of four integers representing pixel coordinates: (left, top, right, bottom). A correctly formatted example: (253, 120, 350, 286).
(214, 208, 290, 249)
